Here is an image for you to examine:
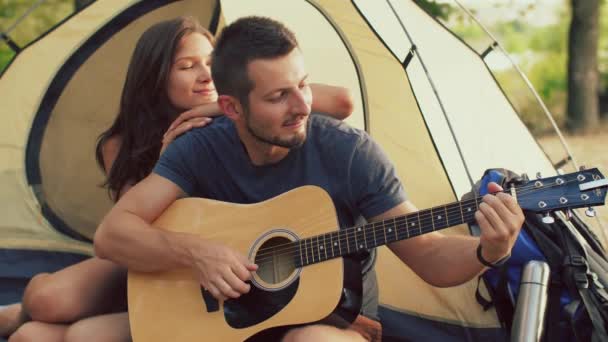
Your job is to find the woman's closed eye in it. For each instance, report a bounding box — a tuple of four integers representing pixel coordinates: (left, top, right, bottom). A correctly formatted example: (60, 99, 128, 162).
(178, 63, 194, 70)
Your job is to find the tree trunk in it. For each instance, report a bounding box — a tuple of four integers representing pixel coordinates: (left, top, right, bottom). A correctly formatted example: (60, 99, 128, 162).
(74, 0, 94, 11)
(567, 0, 600, 133)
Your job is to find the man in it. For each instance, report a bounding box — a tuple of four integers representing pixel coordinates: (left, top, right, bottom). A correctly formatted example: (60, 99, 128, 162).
(95, 16, 524, 341)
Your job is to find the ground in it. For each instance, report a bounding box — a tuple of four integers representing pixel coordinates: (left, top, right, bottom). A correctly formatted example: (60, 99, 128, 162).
(538, 126, 608, 245)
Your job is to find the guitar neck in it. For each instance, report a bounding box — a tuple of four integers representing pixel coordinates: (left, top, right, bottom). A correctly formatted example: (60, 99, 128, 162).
(293, 196, 483, 268)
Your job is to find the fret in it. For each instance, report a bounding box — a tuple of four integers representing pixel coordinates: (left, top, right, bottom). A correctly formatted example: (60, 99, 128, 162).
(309, 238, 315, 264)
(351, 227, 357, 253)
(382, 221, 388, 245)
(371, 223, 377, 247)
(316, 235, 323, 262)
(328, 232, 334, 258)
(293, 242, 301, 267)
(356, 226, 366, 250)
(462, 200, 476, 221)
(298, 240, 304, 267)
(459, 200, 465, 223)
(472, 197, 479, 217)
(403, 215, 409, 239)
(316, 235, 321, 262)
(419, 211, 424, 235)
(392, 217, 399, 242)
(335, 230, 342, 256)
(322, 234, 329, 260)
(408, 211, 420, 237)
(375, 222, 385, 246)
(444, 205, 449, 227)
(301, 239, 306, 266)
(303, 239, 309, 265)
(344, 228, 352, 254)
(362, 225, 367, 249)
(445, 203, 463, 226)
(431, 207, 448, 230)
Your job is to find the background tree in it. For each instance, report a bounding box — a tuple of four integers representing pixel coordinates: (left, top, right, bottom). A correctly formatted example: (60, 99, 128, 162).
(0, 0, 74, 73)
(74, 0, 94, 11)
(567, 0, 600, 133)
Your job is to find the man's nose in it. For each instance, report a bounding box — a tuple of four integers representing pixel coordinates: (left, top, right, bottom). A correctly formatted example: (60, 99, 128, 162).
(291, 87, 311, 115)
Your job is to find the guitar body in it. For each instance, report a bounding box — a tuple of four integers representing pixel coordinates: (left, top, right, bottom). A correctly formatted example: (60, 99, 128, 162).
(128, 186, 361, 341)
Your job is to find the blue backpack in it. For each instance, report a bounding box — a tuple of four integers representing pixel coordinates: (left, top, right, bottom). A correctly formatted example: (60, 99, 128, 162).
(474, 169, 608, 342)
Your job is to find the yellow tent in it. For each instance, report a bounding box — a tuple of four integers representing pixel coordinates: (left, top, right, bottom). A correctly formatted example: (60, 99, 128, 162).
(1, 0, 604, 340)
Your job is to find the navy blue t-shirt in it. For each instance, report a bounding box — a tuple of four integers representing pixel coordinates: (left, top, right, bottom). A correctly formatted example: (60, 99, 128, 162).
(154, 114, 407, 319)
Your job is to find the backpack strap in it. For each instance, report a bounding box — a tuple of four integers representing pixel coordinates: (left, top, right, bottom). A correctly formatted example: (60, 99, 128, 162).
(474, 268, 515, 329)
(560, 226, 608, 341)
(475, 276, 494, 311)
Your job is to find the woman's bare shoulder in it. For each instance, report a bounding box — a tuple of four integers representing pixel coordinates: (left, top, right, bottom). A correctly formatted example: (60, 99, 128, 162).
(101, 135, 123, 171)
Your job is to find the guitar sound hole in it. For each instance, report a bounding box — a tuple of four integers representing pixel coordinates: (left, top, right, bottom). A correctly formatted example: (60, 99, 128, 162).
(254, 236, 295, 285)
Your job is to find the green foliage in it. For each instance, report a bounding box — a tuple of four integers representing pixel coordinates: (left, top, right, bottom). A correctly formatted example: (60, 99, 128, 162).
(0, 42, 15, 73)
(433, 3, 577, 133)
(0, 0, 75, 72)
(414, 0, 455, 21)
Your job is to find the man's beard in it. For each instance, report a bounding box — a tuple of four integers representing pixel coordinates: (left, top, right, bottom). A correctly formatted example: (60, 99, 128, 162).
(244, 110, 307, 148)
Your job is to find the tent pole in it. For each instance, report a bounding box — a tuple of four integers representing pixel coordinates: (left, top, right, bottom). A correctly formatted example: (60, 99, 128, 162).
(2, 0, 47, 38)
(452, 0, 580, 172)
(386, 0, 476, 191)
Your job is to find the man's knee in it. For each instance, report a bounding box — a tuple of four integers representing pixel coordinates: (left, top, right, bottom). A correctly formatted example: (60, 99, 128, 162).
(22, 273, 78, 323)
(282, 325, 366, 342)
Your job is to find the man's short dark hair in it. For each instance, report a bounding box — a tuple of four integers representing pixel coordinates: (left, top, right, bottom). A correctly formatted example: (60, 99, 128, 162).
(212, 16, 299, 106)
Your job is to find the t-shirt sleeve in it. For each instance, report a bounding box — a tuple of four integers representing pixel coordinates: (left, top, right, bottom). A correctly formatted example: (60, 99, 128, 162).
(349, 134, 407, 219)
(153, 136, 198, 196)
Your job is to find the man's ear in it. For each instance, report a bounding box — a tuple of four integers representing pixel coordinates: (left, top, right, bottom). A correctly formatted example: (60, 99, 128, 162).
(217, 95, 243, 121)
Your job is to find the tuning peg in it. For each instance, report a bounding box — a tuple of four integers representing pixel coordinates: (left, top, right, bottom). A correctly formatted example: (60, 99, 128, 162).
(585, 207, 596, 218)
(579, 165, 586, 171)
(536, 172, 542, 179)
(542, 213, 555, 224)
(562, 209, 573, 221)
(521, 173, 529, 182)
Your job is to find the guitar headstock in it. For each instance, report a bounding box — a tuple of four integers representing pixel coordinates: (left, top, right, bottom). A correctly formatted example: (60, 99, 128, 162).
(514, 168, 607, 213)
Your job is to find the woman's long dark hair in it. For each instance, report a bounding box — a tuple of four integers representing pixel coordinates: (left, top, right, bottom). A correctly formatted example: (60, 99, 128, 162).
(95, 17, 213, 201)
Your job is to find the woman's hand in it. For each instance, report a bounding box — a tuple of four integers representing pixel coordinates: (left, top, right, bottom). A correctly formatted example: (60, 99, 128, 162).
(160, 103, 222, 155)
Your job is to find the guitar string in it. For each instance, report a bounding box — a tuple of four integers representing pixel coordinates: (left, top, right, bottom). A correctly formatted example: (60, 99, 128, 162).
(254, 199, 595, 264)
(253, 199, 481, 262)
(255, 193, 602, 268)
(252, 176, 601, 260)
(253, 194, 591, 266)
(252, 178, 602, 263)
(252, 211, 480, 269)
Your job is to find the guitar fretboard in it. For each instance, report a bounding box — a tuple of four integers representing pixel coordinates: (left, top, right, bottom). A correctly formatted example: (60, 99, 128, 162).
(290, 196, 482, 268)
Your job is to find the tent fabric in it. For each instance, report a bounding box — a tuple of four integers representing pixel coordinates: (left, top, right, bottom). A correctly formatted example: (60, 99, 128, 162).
(29, 0, 219, 240)
(1, 0, 604, 340)
(0, 249, 89, 304)
(378, 305, 506, 341)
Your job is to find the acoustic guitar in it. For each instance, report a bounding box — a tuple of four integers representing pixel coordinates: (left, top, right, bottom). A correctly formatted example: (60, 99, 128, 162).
(128, 168, 607, 341)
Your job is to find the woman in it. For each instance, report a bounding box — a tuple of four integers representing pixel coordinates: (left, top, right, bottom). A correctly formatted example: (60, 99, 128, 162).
(1, 16, 353, 341)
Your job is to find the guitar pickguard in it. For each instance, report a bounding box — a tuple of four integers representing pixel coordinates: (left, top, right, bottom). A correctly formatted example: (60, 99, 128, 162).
(223, 278, 299, 329)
